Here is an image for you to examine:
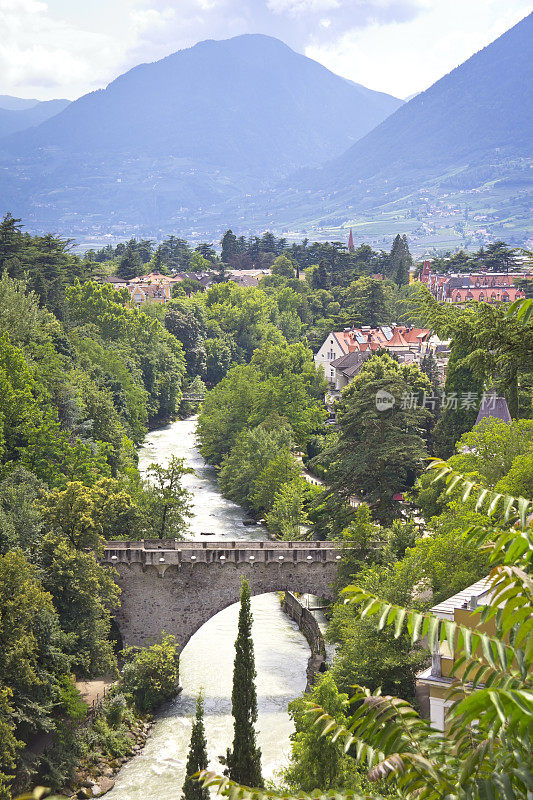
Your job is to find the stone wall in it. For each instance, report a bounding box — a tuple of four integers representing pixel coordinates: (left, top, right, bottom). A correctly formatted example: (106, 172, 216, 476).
(281, 592, 327, 691)
(104, 540, 341, 649)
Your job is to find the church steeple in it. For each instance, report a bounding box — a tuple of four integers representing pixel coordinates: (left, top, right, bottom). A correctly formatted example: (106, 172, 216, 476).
(348, 228, 355, 253)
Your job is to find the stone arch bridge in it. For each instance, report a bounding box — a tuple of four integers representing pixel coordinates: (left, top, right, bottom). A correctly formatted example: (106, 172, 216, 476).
(104, 540, 342, 650)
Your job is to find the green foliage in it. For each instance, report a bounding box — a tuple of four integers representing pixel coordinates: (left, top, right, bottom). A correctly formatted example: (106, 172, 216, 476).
(120, 635, 180, 712)
(449, 417, 533, 485)
(198, 339, 326, 468)
(226, 580, 263, 788)
(344, 278, 392, 327)
(117, 242, 143, 280)
(0, 550, 72, 741)
(0, 688, 22, 800)
(271, 255, 295, 278)
(38, 533, 120, 675)
(251, 450, 300, 513)
(389, 234, 412, 286)
(200, 463, 533, 800)
(104, 693, 127, 728)
(182, 694, 209, 800)
(219, 423, 292, 511)
(66, 280, 185, 426)
(283, 674, 363, 792)
(221, 230, 239, 265)
(265, 478, 310, 540)
(56, 676, 87, 722)
(334, 504, 380, 587)
(144, 456, 193, 539)
(326, 354, 431, 524)
(331, 615, 426, 702)
(90, 715, 132, 758)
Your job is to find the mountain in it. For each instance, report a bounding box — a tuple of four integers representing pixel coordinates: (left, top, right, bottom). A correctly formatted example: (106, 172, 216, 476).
(0, 95, 42, 110)
(0, 35, 401, 234)
(255, 12, 532, 245)
(0, 98, 70, 138)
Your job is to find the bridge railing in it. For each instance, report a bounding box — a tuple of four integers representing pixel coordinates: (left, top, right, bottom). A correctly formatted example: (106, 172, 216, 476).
(105, 539, 338, 550)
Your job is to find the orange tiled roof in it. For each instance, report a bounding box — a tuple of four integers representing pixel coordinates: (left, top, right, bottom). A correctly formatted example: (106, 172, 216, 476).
(333, 326, 430, 354)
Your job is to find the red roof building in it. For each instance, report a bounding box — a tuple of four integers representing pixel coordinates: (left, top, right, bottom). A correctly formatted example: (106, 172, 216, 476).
(419, 261, 528, 304)
(315, 325, 434, 387)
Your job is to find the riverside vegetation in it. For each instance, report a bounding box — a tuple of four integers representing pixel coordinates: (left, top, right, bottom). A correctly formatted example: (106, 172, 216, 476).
(0, 212, 531, 799)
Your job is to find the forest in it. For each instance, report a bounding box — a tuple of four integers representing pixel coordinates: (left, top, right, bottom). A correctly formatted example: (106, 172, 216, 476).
(0, 212, 531, 800)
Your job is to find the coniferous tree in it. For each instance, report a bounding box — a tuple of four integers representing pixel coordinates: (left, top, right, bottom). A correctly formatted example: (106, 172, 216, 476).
(182, 693, 209, 800)
(312, 262, 328, 290)
(226, 579, 263, 787)
(117, 243, 143, 280)
(432, 340, 483, 459)
(221, 229, 238, 265)
(195, 243, 217, 263)
(346, 277, 390, 327)
(326, 354, 430, 524)
(390, 234, 412, 286)
(0, 213, 23, 274)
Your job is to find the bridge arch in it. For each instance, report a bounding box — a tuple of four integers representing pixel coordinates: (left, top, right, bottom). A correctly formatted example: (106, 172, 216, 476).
(104, 541, 340, 650)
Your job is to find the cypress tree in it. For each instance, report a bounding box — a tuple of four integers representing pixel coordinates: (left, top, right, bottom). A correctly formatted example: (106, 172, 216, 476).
(117, 243, 143, 280)
(226, 579, 263, 787)
(312, 261, 328, 290)
(182, 693, 209, 800)
(389, 234, 412, 286)
(221, 229, 238, 265)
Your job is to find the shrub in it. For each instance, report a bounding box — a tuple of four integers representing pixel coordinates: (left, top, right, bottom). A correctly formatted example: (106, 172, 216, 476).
(104, 693, 127, 728)
(120, 634, 179, 712)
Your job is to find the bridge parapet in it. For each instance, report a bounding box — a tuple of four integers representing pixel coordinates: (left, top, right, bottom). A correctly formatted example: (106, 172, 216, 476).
(104, 540, 342, 648)
(104, 539, 342, 570)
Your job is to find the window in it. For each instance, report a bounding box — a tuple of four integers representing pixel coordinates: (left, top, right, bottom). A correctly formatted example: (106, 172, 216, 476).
(455, 293, 461, 302)
(478, 293, 484, 301)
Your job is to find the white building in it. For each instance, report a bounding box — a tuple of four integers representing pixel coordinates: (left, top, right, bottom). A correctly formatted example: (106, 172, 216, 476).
(315, 325, 433, 388)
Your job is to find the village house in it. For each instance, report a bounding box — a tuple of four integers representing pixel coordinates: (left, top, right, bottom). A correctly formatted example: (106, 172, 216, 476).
(314, 325, 438, 390)
(227, 268, 270, 287)
(106, 272, 183, 306)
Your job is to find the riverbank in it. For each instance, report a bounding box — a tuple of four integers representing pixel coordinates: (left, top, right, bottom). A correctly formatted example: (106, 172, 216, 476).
(68, 715, 156, 799)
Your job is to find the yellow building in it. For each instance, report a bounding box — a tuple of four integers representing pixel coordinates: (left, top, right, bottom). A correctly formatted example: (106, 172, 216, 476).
(416, 576, 492, 730)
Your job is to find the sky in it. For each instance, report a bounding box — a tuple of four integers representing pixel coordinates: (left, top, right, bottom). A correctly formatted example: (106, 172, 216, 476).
(1, 0, 531, 101)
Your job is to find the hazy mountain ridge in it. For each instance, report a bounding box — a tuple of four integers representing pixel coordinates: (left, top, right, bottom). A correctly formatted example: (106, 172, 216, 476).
(0, 97, 70, 138)
(0, 34, 402, 231)
(273, 12, 533, 214)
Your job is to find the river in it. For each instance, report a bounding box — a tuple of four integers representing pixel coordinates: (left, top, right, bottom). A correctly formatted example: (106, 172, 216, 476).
(107, 417, 310, 799)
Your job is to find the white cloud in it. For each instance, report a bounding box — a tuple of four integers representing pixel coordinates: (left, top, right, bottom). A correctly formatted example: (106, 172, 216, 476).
(0, 0, 530, 100)
(305, 0, 533, 97)
(0, 0, 121, 97)
(266, 0, 341, 17)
